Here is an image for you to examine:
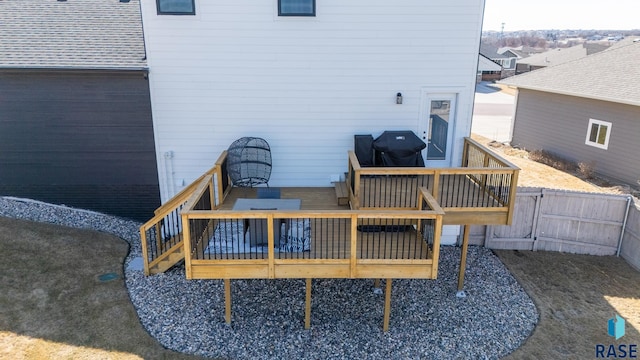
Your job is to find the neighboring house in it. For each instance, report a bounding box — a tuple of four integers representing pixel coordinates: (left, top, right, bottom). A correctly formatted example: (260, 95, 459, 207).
(0, 0, 160, 221)
(498, 46, 530, 59)
(479, 43, 517, 80)
(501, 42, 640, 185)
(498, 48, 519, 78)
(141, 0, 485, 199)
(477, 54, 502, 83)
(515, 42, 609, 74)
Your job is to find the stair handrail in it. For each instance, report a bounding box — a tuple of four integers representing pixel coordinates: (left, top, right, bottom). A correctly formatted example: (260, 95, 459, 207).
(140, 151, 230, 275)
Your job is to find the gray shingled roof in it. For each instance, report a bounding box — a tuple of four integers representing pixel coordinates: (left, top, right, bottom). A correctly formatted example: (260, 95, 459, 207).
(517, 43, 609, 68)
(0, 0, 146, 70)
(500, 42, 640, 107)
(480, 43, 509, 59)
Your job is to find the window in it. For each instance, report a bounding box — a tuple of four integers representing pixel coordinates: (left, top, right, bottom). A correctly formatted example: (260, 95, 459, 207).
(426, 100, 452, 160)
(279, 0, 315, 16)
(157, 0, 195, 15)
(585, 118, 611, 150)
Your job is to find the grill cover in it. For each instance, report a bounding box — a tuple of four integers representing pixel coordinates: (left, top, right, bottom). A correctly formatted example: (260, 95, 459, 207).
(372, 131, 426, 167)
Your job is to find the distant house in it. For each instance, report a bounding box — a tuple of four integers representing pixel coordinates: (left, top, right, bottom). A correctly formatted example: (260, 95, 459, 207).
(501, 42, 640, 185)
(515, 43, 609, 74)
(499, 45, 543, 59)
(477, 54, 502, 82)
(479, 43, 517, 80)
(0, 0, 160, 221)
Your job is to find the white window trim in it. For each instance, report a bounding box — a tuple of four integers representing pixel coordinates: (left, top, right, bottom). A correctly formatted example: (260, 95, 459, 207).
(278, 0, 316, 17)
(156, 0, 196, 15)
(585, 118, 612, 150)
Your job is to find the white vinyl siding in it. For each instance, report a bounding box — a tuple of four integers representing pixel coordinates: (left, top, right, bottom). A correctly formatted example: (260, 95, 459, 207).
(140, 1, 485, 201)
(585, 118, 611, 150)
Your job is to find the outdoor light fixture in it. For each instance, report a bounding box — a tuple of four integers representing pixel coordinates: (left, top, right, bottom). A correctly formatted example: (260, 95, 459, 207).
(396, 92, 403, 104)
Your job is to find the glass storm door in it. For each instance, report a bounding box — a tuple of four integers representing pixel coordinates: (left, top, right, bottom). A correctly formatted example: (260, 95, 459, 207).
(420, 93, 457, 167)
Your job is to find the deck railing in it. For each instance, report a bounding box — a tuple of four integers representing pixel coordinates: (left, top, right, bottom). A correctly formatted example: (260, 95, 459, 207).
(139, 151, 231, 275)
(180, 180, 444, 280)
(347, 137, 519, 224)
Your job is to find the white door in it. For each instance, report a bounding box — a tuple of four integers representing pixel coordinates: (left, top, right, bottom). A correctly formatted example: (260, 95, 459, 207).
(419, 93, 458, 167)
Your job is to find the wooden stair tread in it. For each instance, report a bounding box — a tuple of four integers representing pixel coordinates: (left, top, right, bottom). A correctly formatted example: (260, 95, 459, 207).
(149, 244, 185, 274)
(333, 181, 349, 206)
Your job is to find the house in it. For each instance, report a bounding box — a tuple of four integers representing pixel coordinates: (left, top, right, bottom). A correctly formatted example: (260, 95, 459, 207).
(502, 42, 640, 186)
(477, 54, 502, 83)
(497, 48, 520, 78)
(0, 0, 160, 221)
(141, 0, 486, 203)
(138, 0, 522, 330)
(478, 43, 517, 80)
(515, 42, 609, 74)
(498, 46, 538, 59)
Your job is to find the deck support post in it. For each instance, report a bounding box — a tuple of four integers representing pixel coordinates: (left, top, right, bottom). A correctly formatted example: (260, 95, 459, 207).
(224, 279, 232, 324)
(457, 224, 471, 291)
(305, 278, 312, 329)
(373, 278, 380, 288)
(383, 278, 393, 332)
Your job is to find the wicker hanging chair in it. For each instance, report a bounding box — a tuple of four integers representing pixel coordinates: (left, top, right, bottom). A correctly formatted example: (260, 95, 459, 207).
(226, 137, 272, 187)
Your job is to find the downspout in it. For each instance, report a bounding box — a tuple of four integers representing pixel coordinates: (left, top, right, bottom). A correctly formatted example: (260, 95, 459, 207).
(164, 151, 176, 199)
(616, 196, 633, 256)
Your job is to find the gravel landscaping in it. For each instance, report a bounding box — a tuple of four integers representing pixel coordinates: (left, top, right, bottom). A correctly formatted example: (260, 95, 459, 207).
(0, 196, 538, 359)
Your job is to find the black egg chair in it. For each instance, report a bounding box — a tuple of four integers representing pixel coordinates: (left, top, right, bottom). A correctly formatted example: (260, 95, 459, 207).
(226, 137, 272, 187)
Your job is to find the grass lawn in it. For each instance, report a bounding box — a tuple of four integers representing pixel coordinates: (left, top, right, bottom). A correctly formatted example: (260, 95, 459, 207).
(497, 250, 640, 359)
(0, 216, 206, 360)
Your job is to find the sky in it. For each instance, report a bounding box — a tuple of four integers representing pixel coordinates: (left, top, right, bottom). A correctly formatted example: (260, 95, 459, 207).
(483, 0, 640, 31)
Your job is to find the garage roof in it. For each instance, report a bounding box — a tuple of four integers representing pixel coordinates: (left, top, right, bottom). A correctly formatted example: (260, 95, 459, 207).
(0, 0, 146, 70)
(500, 42, 640, 107)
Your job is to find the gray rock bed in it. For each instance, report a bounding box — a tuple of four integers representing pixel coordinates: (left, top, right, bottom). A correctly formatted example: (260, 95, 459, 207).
(0, 197, 538, 359)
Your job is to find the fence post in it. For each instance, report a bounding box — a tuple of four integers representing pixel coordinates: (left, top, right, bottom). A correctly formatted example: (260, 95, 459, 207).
(531, 189, 543, 251)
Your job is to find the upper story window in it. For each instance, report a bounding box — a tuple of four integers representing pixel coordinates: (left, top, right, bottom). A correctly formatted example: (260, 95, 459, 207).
(279, 0, 315, 16)
(585, 118, 611, 150)
(157, 0, 195, 15)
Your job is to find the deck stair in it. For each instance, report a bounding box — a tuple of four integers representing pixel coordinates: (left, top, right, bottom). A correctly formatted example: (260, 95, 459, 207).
(333, 181, 349, 206)
(147, 241, 185, 275)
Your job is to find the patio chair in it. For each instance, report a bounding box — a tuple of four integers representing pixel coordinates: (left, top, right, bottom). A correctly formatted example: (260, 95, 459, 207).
(226, 137, 272, 187)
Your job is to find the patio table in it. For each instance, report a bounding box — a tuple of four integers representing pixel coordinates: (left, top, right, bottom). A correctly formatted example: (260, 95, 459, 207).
(232, 198, 301, 246)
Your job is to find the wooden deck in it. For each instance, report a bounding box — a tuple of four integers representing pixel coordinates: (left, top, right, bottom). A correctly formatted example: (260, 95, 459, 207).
(220, 177, 509, 226)
(138, 137, 519, 331)
(218, 187, 348, 211)
(140, 137, 518, 277)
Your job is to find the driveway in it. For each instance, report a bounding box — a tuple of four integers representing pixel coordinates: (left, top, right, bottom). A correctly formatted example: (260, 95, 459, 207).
(472, 82, 515, 143)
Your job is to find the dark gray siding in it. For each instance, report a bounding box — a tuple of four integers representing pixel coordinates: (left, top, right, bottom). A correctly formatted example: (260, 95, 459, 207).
(0, 71, 160, 221)
(511, 89, 640, 185)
